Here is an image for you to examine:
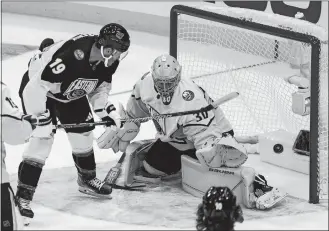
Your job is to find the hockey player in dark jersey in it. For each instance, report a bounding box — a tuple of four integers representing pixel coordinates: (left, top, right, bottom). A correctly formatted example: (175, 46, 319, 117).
(196, 186, 244, 231)
(16, 23, 131, 222)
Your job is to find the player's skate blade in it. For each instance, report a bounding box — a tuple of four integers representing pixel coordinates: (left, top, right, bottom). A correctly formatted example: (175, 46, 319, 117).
(77, 177, 112, 199)
(78, 186, 112, 199)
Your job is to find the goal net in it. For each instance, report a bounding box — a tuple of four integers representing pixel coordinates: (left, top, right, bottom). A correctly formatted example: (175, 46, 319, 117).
(170, 5, 328, 203)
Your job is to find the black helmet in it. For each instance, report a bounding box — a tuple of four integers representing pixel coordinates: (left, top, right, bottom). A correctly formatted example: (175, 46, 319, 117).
(202, 186, 244, 223)
(96, 23, 130, 52)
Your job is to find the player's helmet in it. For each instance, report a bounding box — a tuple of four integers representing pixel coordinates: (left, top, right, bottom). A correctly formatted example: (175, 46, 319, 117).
(196, 186, 244, 231)
(96, 23, 130, 67)
(97, 23, 130, 52)
(151, 54, 182, 96)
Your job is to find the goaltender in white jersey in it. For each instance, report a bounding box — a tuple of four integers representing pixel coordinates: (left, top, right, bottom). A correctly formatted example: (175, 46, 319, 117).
(1, 82, 51, 230)
(97, 54, 287, 210)
(128, 67, 233, 152)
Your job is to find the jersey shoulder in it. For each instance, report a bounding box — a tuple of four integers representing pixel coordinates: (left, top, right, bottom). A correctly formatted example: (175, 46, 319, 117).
(132, 72, 155, 99)
(179, 78, 207, 102)
(1, 82, 11, 100)
(53, 34, 96, 61)
(174, 78, 209, 110)
(37, 35, 96, 83)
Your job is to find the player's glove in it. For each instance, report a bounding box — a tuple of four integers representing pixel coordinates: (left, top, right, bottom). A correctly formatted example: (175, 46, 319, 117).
(22, 109, 53, 137)
(97, 103, 139, 152)
(99, 102, 122, 128)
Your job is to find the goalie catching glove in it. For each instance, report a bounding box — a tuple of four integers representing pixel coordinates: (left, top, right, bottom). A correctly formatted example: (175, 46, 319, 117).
(97, 103, 139, 153)
(196, 134, 248, 169)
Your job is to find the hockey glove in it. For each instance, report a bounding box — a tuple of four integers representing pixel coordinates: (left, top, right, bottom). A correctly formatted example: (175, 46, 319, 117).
(100, 102, 122, 128)
(23, 109, 53, 138)
(196, 135, 248, 169)
(97, 103, 139, 152)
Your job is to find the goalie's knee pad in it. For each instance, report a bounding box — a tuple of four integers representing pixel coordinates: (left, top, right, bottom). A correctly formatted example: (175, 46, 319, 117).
(123, 139, 155, 185)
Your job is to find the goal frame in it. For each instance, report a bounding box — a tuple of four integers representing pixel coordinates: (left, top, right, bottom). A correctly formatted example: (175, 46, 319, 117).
(169, 4, 322, 204)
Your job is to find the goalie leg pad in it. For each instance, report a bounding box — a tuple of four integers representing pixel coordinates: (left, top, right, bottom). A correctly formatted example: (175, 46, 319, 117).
(196, 136, 248, 169)
(181, 155, 261, 209)
(181, 155, 244, 202)
(240, 167, 257, 209)
(124, 139, 155, 186)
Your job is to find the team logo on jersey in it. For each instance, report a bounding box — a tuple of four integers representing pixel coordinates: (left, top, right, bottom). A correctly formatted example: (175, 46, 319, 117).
(74, 49, 84, 60)
(182, 90, 194, 101)
(63, 78, 98, 100)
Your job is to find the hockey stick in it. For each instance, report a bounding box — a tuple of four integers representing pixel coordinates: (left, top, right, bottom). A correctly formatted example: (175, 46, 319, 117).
(104, 153, 146, 191)
(55, 92, 239, 129)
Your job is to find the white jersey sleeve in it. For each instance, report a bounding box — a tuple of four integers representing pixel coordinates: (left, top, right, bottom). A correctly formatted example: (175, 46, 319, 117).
(1, 83, 33, 145)
(1, 82, 32, 184)
(23, 41, 69, 115)
(88, 81, 114, 118)
(126, 72, 152, 122)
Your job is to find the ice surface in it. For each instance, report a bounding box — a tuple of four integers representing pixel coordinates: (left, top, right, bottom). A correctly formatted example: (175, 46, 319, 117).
(2, 12, 328, 230)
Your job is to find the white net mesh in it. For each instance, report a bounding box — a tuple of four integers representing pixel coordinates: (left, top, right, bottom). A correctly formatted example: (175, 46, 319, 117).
(175, 5, 328, 201)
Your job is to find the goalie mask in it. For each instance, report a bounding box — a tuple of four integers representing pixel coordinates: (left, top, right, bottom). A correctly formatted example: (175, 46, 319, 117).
(202, 186, 244, 225)
(97, 23, 130, 67)
(151, 54, 182, 105)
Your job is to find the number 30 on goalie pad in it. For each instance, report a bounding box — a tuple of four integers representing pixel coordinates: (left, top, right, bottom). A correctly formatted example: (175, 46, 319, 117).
(123, 139, 154, 186)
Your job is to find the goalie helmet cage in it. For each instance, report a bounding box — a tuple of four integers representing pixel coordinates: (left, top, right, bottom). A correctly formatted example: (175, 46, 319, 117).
(169, 4, 328, 204)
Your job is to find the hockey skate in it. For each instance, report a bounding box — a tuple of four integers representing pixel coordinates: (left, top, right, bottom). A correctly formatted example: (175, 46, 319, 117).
(77, 176, 112, 199)
(16, 197, 34, 226)
(253, 174, 288, 210)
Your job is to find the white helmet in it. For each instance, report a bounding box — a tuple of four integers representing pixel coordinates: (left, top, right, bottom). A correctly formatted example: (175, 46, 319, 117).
(151, 54, 182, 96)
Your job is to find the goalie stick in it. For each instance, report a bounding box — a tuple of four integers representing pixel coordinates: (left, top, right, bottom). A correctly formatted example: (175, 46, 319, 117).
(55, 92, 240, 129)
